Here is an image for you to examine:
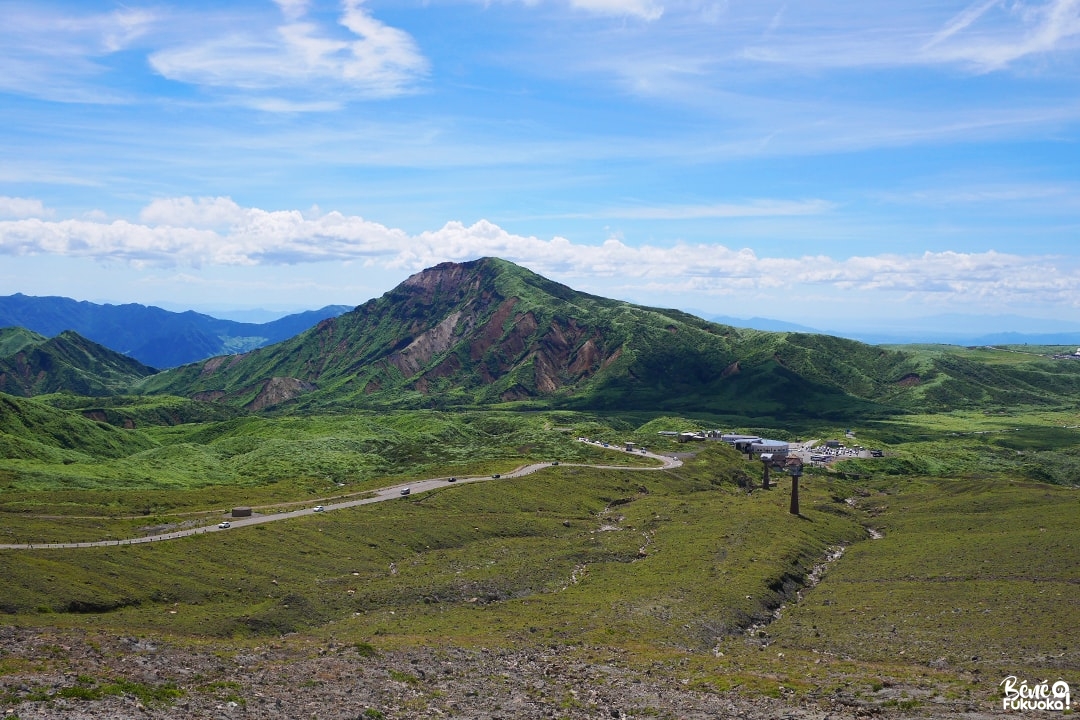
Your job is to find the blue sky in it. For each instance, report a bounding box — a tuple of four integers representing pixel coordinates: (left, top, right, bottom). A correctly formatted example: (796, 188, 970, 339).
(2, 0, 1080, 328)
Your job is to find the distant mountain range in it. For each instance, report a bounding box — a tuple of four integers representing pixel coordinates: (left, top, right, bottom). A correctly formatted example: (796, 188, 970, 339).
(697, 314, 821, 334)
(0, 294, 351, 368)
(699, 312, 1080, 347)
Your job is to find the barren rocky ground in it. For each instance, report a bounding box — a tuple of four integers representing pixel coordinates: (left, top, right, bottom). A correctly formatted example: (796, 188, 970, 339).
(1, 628, 1008, 720)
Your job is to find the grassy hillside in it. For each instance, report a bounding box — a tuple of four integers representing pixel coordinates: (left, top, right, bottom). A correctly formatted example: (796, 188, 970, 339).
(0, 330, 157, 397)
(771, 476, 1079, 678)
(41, 393, 244, 428)
(0, 409, 651, 519)
(881, 345, 1080, 410)
(0, 327, 47, 356)
(0, 393, 157, 463)
(830, 407, 1080, 486)
(1, 436, 1074, 713)
(0, 444, 859, 642)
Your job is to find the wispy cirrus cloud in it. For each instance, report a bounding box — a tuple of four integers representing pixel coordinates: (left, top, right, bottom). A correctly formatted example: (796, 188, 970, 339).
(568, 0, 664, 20)
(605, 0, 1080, 82)
(148, 0, 428, 104)
(924, 0, 1001, 49)
(923, 0, 1080, 70)
(274, 0, 311, 23)
(501, 0, 663, 20)
(874, 182, 1080, 209)
(3, 196, 1079, 307)
(0, 5, 156, 103)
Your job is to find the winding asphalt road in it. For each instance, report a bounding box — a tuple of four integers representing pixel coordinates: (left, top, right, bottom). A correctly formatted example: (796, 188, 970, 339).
(0, 441, 682, 551)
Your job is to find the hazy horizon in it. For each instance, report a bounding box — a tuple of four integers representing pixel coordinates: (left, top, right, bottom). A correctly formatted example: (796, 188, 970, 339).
(8, 281, 1080, 345)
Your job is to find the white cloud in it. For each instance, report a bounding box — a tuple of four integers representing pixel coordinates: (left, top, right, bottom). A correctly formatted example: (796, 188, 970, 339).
(139, 196, 250, 230)
(1, 197, 408, 266)
(0, 197, 51, 220)
(148, 0, 428, 100)
(3, 197, 1080, 307)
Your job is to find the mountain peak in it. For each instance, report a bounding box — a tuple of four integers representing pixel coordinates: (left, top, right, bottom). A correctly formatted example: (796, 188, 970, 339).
(0, 329, 157, 397)
(400, 259, 489, 298)
(149, 257, 1049, 417)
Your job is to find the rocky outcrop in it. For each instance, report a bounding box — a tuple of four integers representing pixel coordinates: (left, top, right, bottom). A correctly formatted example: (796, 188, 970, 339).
(245, 377, 316, 412)
(388, 311, 467, 377)
(0, 627, 990, 720)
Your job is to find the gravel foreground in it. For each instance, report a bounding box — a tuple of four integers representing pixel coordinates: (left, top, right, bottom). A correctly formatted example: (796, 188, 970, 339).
(1, 628, 1008, 720)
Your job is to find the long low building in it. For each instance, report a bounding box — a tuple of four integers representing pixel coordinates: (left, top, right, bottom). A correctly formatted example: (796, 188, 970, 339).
(720, 433, 761, 443)
(750, 439, 789, 456)
(720, 434, 789, 457)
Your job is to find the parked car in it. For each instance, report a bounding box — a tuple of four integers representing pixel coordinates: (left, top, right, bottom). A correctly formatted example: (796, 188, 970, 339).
(492, 474, 501, 479)
(314, 505, 325, 512)
(448, 477, 457, 482)
(400, 487, 411, 496)
(218, 521, 231, 529)
(551, 460, 559, 465)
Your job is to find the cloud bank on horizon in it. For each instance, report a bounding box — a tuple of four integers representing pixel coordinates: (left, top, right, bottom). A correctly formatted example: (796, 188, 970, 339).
(2, 0, 1080, 322)
(3, 194, 1077, 310)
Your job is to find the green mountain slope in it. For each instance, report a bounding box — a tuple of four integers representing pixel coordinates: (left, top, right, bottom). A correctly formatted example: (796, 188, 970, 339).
(137, 259, 1080, 417)
(0, 330, 158, 397)
(877, 346, 1080, 410)
(137, 259, 913, 417)
(0, 392, 156, 461)
(0, 327, 47, 357)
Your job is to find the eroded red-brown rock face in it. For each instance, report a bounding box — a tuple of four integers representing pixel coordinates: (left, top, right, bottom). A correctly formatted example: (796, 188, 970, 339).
(246, 377, 316, 412)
